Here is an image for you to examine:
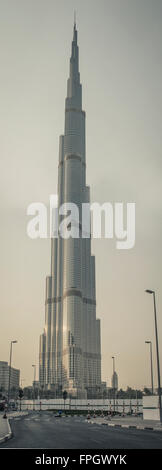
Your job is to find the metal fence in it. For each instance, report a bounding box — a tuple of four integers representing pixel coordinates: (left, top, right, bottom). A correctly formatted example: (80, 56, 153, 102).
(18, 398, 143, 414)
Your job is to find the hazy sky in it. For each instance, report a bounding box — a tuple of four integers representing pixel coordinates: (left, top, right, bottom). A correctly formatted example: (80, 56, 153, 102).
(0, 0, 162, 390)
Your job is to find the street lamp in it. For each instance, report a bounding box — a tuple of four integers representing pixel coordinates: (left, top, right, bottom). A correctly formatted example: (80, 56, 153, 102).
(145, 289, 162, 423)
(32, 364, 36, 410)
(8, 340, 18, 406)
(72, 344, 75, 382)
(112, 356, 115, 375)
(21, 378, 25, 388)
(145, 341, 154, 395)
(112, 356, 115, 413)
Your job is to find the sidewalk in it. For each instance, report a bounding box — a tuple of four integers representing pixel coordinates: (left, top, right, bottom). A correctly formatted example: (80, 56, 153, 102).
(89, 415, 162, 432)
(0, 412, 12, 444)
(0, 410, 29, 444)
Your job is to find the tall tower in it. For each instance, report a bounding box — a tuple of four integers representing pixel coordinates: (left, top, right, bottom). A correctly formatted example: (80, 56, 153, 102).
(39, 22, 101, 398)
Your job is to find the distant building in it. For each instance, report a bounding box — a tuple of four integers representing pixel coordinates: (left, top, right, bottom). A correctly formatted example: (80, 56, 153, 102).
(0, 361, 20, 392)
(111, 371, 118, 391)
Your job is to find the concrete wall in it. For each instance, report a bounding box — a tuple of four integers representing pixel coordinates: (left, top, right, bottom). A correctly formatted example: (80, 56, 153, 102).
(143, 395, 160, 421)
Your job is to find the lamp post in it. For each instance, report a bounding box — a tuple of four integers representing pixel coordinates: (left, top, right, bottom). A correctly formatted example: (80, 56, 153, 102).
(21, 378, 25, 388)
(32, 364, 36, 410)
(145, 341, 154, 395)
(72, 343, 75, 384)
(145, 290, 162, 423)
(112, 356, 115, 414)
(8, 340, 17, 406)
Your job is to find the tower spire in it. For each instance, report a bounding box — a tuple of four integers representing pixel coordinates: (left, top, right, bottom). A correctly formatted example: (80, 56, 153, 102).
(73, 11, 77, 42)
(74, 10, 76, 28)
(66, 16, 81, 110)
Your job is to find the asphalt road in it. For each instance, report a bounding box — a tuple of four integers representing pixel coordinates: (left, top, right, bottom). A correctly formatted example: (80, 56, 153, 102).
(1, 412, 162, 449)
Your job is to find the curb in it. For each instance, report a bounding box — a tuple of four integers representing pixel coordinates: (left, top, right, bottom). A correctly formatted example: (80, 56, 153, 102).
(0, 412, 30, 445)
(90, 420, 162, 432)
(0, 419, 13, 445)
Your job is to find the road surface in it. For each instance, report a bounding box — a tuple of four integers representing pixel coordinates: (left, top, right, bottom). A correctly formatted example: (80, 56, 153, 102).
(0, 412, 162, 449)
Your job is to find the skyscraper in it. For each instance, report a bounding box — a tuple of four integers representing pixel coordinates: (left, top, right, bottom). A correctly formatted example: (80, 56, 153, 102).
(111, 371, 118, 391)
(39, 22, 101, 398)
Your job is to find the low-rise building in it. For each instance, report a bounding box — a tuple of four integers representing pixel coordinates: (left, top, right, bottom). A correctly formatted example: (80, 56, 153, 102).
(0, 361, 20, 392)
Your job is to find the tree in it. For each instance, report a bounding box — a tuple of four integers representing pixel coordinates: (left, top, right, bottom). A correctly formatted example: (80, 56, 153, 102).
(143, 387, 152, 396)
(126, 387, 136, 399)
(63, 390, 68, 409)
(18, 388, 24, 411)
(23, 387, 33, 399)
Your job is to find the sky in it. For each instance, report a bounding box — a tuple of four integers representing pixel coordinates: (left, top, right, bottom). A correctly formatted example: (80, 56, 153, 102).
(0, 0, 162, 390)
